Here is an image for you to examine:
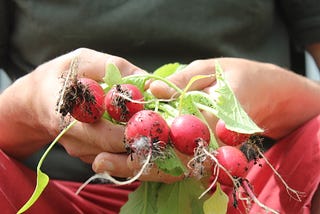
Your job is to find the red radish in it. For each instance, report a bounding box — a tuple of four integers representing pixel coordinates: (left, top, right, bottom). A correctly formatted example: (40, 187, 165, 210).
(125, 110, 170, 155)
(215, 119, 250, 146)
(105, 84, 144, 122)
(214, 146, 249, 186)
(170, 114, 210, 155)
(60, 78, 105, 123)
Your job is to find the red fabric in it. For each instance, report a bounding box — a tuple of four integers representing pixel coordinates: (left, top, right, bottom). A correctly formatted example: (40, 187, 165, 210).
(0, 115, 319, 214)
(0, 151, 139, 214)
(227, 115, 320, 214)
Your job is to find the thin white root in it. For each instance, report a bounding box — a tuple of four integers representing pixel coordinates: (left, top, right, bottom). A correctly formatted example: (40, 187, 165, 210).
(76, 150, 152, 195)
(198, 166, 219, 199)
(241, 180, 280, 214)
(114, 92, 176, 104)
(196, 149, 239, 199)
(57, 57, 78, 114)
(256, 148, 304, 202)
(203, 149, 239, 187)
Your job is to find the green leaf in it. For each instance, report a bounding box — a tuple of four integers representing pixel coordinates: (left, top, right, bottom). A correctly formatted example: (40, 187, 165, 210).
(120, 182, 161, 214)
(17, 169, 49, 214)
(122, 74, 150, 92)
(17, 121, 77, 213)
(154, 146, 186, 176)
(203, 183, 229, 214)
(213, 61, 263, 133)
(153, 63, 185, 78)
(103, 63, 123, 87)
(156, 179, 208, 214)
(189, 61, 263, 134)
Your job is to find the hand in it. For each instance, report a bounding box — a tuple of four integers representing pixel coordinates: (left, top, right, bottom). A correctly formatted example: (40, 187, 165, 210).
(0, 48, 145, 161)
(93, 57, 320, 183)
(149, 58, 320, 140)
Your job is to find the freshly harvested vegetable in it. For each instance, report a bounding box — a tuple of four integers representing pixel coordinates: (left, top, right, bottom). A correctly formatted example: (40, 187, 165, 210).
(215, 119, 250, 146)
(105, 84, 144, 122)
(22, 62, 290, 214)
(214, 146, 249, 186)
(170, 114, 210, 155)
(125, 110, 170, 156)
(59, 77, 105, 123)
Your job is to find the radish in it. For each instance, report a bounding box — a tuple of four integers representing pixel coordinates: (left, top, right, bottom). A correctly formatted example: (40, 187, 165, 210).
(59, 77, 105, 123)
(215, 119, 250, 146)
(105, 84, 144, 122)
(125, 110, 170, 156)
(170, 114, 210, 155)
(213, 146, 249, 186)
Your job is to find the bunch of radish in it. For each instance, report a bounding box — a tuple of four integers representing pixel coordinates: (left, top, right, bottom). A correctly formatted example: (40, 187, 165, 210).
(52, 62, 300, 214)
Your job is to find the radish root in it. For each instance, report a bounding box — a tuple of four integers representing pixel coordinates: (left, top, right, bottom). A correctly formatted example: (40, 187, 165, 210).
(241, 179, 279, 214)
(253, 144, 304, 202)
(76, 149, 152, 195)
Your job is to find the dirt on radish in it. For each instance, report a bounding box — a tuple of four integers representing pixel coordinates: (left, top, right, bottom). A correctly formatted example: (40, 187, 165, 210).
(58, 77, 105, 123)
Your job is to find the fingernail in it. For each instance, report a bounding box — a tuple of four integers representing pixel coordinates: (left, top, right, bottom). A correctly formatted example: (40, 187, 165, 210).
(94, 159, 114, 172)
(104, 161, 114, 171)
(150, 80, 176, 98)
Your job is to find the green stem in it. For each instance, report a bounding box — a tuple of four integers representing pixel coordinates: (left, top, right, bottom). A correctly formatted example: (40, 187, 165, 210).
(139, 74, 183, 94)
(18, 120, 78, 214)
(37, 120, 77, 171)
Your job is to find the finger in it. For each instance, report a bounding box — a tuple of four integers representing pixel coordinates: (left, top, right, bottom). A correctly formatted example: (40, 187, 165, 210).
(149, 59, 216, 99)
(60, 119, 126, 155)
(127, 153, 184, 183)
(48, 48, 146, 81)
(93, 152, 133, 178)
(93, 152, 184, 183)
(73, 49, 146, 80)
(79, 155, 96, 164)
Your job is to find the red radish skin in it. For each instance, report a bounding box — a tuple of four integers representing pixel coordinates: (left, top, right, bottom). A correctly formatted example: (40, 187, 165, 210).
(216, 119, 250, 146)
(170, 114, 210, 155)
(69, 78, 105, 123)
(125, 110, 170, 154)
(105, 84, 144, 122)
(214, 146, 249, 186)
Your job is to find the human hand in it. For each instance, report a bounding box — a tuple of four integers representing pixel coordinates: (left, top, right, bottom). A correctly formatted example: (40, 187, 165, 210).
(93, 57, 320, 183)
(0, 48, 145, 161)
(149, 58, 320, 140)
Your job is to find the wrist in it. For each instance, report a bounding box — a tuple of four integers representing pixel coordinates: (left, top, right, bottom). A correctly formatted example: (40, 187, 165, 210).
(260, 64, 320, 139)
(0, 71, 59, 158)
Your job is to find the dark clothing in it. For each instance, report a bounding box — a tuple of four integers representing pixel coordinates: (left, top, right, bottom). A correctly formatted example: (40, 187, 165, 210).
(2, 0, 320, 80)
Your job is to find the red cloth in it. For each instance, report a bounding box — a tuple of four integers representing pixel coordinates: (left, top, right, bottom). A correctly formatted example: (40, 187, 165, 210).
(0, 115, 319, 214)
(0, 150, 139, 214)
(227, 115, 320, 214)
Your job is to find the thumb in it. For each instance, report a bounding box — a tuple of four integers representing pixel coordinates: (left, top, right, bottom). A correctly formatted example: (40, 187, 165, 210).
(149, 60, 216, 99)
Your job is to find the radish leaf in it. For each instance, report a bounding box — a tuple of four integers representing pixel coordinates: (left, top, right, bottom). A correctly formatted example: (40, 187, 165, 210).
(120, 182, 161, 214)
(153, 63, 185, 77)
(203, 183, 229, 214)
(122, 74, 150, 92)
(103, 63, 123, 88)
(156, 178, 208, 214)
(17, 169, 49, 214)
(154, 146, 186, 176)
(17, 121, 77, 213)
(190, 61, 263, 134)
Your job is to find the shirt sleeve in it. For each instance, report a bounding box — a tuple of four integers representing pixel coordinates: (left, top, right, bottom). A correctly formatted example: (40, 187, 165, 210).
(280, 0, 320, 47)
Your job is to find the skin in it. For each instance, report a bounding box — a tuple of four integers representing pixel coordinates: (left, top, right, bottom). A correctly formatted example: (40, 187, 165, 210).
(0, 48, 145, 162)
(0, 46, 319, 209)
